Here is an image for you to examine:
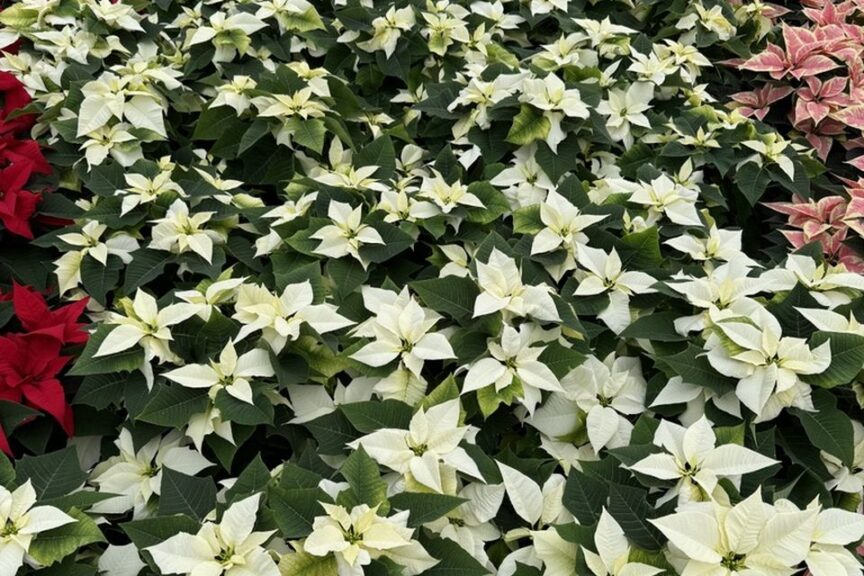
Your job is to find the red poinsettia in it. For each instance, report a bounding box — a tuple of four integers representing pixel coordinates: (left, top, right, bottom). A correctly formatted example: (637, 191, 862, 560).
(0, 135, 51, 180)
(12, 284, 89, 345)
(0, 70, 34, 136)
(0, 160, 41, 239)
(0, 332, 74, 454)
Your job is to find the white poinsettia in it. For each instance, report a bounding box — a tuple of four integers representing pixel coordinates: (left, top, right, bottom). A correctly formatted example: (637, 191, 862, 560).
(97, 543, 147, 576)
(705, 303, 831, 421)
(185, 11, 268, 62)
(163, 340, 273, 405)
(448, 74, 525, 137)
(629, 416, 777, 505)
(308, 140, 389, 193)
(521, 73, 590, 152)
(596, 82, 654, 149)
(416, 170, 485, 216)
(76, 73, 167, 138)
(150, 199, 222, 263)
(666, 260, 774, 334)
(255, 192, 318, 256)
(820, 420, 864, 494)
(175, 276, 246, 320)
(742, 133, 796, 180)
(629, 174, 701, 226)
(55, 221, 139, 294)
(531, 190, 606, 279)
(665, 222, 757, 266)
(423, 482, 504, 569)
(462, 324, 563, 414)
(95, 290, 201, 385)
(311, 201, 385, 269)
(582, 509, 663, 576)
(473, 249, 560, 322)
(147, 494, 278, 576)
(0, 480, 76, 574)
(349, 399, 482, 493)
(357, 6, 415, 57)
(651, 489, 817, 576)
(85, 0, 144, 31)
(211, 75, 258, 114)
(490, 144, 555, 208)
(649, 376, 742, 425)
(562, 353, 646, 452)
(80, 122, 144, 168)
(90, 429, 212, 519)
(573, 17, 637, 53)
(796, 308, 864, 337)
(304, 503, 438, 576)
(233, 280, 354, 353)
(350, 287, 455, 377)
(116, 171, 185, 216)
(765, 254, 864, 308)
(806, 506, 864, 576)
(574, 245, 657, 333)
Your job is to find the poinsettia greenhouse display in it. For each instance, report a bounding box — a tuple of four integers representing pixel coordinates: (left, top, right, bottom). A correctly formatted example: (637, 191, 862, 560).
(0, 0, 863, 574)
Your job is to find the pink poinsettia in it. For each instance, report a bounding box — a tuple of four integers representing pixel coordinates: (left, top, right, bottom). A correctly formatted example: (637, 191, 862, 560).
(741, 25, 839, 80)
(730, 84, 793, 120)
(793, 76, 849, 125)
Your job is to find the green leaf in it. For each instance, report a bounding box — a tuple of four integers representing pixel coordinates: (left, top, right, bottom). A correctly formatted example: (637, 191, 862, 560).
(802, 331, 864, 388)
(193, 106, 241, 140)
(464, 182, 509, 225)
(121, 515, 200, 549)
(411, 276, 480, 322)
(340, 400, 413, 433)
(137, 384, 209, 427)
(122, 248, 173, 293)
(792, 391, 854, 467)
(74, 373, 140, 409)
(239, 119, 271, 155)
(269, 486, 326, 538)
(656, 344, 735, 394)
(389, 493, 466, 527)
(16, 447, 87, 500)
(285, 117, 326, 153)
(0, 452, 14, 486)
(340, 446, 388, 510)
(157, 468, 216, 521)
(421, 536, 490, 575)
(28, 508, 105, 566)
(620, 311, 688, 342)
(538, 342, 586, 378)
(506, 104, 550, 146)
(279, 546, 339, 576)
(563, 469, 607, 525)
(214, 388, 275, 426)
(607, 484, 664, 550)
(226, 455, 272, 503)
(69, 324, 144, 376)
(356, 136, 396, 181)
(305, 410, 359, 455)
(735, 161, 771, 206)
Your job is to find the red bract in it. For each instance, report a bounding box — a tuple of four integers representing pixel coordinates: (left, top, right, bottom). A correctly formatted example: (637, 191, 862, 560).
(0, 333, 74, 442)
(12, 283, 89, 345)
(0, 135, 51, 180)
(0, 161, 41, 239)
(0, 71, 34, 135)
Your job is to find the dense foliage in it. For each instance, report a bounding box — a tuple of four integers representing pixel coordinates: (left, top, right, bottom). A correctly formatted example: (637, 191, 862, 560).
(0, 0, 863, 574)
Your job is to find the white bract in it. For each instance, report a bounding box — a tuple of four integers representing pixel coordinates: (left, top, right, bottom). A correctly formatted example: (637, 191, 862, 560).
(233, 280, 353, 353)
(311, 201, 385, 268)
(473, 249, 560, 322)
(706, 305, 831, 421)
(596, 82, 654, 149)
(583, 509, 663, 576)
(90, 429, 212, 518)
(55, 221, 138, 294)
(574, 245, 657, 333)
(349, 399, 482, 493)
(521, 73, 590, 152)
(147, 494, 279, 576)
(0, 481, 76, 574)
(629, 174, 701, 226)
(462, 324, 563, 415)
(304, 503, 437, 576)
(629, 416, 777, 505)
(163, 340, 273, 405)
(350, 288, 455, 377)
(562, 354, 646, 452)
(150, 199, 221, 263)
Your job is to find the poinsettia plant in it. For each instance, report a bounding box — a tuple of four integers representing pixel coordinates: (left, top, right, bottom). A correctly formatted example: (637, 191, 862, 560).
(0, 0, 861, 575)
